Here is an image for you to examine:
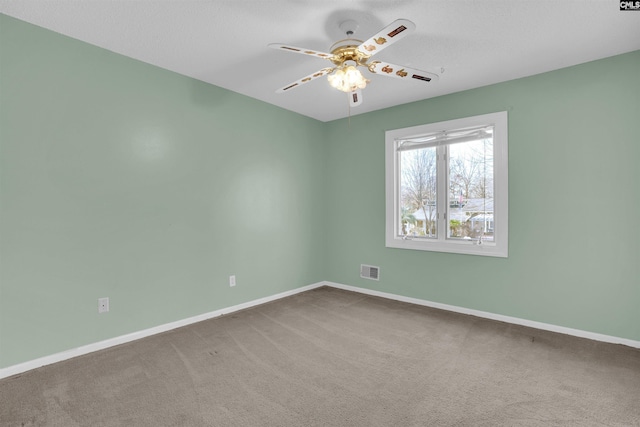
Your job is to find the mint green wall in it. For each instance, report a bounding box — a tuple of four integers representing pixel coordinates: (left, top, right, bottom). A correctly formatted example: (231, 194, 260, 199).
(325, 51, 640, 341)
(0, 15, 327, 368)
(1, 14, 638, 370)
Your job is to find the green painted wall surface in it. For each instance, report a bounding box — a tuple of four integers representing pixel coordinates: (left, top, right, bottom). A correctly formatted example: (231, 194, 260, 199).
(1, 14, 638, 369)
(324, 50, 640, 341)
(0, 15, 327, 368)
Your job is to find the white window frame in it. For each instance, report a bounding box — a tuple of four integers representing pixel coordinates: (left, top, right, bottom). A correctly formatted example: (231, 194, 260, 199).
(385, 111, 508, 257)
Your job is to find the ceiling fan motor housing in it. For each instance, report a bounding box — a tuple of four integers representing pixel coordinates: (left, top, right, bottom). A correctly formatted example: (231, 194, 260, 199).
(329, 40, 370, 67)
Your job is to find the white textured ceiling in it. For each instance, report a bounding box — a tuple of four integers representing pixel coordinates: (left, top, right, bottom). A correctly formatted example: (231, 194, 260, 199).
(1, 1, 639, 122)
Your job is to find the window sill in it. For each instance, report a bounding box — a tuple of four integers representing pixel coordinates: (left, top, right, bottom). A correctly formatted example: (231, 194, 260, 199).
(385, 236, 508, 258)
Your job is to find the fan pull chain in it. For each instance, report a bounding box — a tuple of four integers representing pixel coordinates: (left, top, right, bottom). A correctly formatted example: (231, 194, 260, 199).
(347, 93, 352, 128)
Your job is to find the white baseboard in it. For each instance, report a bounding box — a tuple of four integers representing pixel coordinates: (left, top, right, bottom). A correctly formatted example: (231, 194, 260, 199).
(0, 282, 325, 380)
(322, 281, 640, 349)
(3, 280, 638, 380)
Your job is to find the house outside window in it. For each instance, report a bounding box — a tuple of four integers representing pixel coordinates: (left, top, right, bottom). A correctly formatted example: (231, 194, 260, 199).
(385, 111, 508, 257)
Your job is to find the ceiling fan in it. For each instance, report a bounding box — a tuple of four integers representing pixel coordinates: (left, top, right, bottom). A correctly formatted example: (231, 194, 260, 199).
(268, 18, 440, 107)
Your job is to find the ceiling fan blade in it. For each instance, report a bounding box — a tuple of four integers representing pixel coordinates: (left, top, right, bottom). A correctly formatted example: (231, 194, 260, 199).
(275, 67, 335, 93)
(357, 19, 416, 57)
(349, 89, 363, 107)
(268, 43, 333, 61)
(367, 61, 439, 83)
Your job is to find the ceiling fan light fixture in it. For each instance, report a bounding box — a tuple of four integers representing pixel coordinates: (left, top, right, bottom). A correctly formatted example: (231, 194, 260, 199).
(327, 62, 369, 93)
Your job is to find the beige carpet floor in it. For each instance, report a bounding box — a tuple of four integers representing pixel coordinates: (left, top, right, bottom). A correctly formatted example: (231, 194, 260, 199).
(1, 286, 640, 426)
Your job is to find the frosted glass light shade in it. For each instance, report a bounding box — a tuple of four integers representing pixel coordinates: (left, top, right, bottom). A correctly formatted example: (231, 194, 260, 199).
(327, 65, 368, 93)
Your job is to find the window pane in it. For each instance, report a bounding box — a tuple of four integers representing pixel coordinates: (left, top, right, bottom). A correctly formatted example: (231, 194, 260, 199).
(447, 137, 494, 242)
(399, 147, 437, 237)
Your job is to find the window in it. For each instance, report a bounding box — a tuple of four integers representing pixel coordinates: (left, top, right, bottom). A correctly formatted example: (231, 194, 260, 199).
(385, 111, 508, 257)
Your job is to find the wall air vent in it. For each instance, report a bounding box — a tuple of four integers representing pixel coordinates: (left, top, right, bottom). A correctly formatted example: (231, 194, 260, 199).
(360, 264, 380, 281)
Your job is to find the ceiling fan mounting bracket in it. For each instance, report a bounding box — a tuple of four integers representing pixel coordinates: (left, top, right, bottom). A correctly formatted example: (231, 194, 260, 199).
(339, 20, 359, 38)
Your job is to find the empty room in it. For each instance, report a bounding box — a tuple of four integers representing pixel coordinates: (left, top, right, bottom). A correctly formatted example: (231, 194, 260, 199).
(1, 2, 639, 426)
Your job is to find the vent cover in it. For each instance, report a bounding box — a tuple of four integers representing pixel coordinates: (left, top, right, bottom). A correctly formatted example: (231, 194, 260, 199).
(360, 264, 380, 281)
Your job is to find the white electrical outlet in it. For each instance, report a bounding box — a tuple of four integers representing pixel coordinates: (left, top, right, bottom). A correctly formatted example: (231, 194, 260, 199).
(229, 275, 236, 287)
(98, 297, 109, 314)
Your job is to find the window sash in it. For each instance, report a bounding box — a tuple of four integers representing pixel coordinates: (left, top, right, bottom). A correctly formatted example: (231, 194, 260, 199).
(397, 141, 494, 242)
